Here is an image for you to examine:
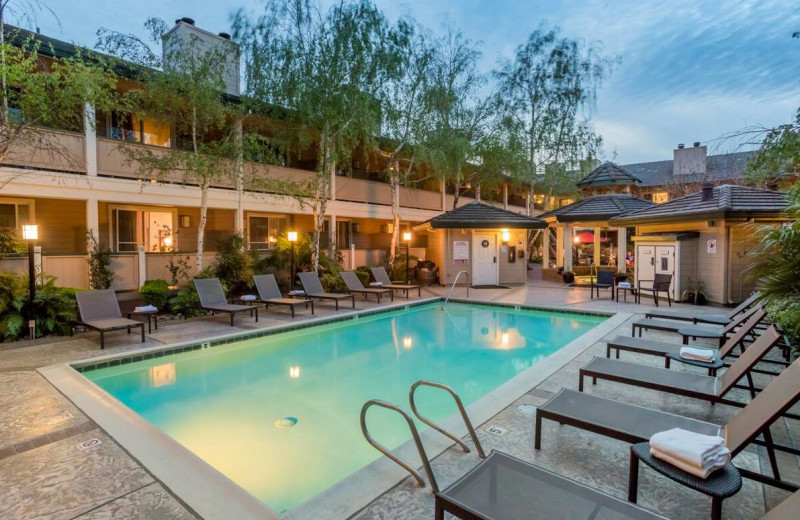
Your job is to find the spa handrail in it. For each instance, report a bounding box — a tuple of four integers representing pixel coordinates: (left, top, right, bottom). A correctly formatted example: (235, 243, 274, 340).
(409, 381, 486, 459)
(360, 399, 440, 493)
(442, 270, 469, 308)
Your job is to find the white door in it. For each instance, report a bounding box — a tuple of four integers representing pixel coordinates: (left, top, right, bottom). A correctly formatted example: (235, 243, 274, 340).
(655, 245, 676, 300)
(637, 245, 655, 283)
(472, 234, 498, 285)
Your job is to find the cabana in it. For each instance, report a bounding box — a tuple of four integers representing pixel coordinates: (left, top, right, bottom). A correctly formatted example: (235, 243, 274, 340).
(414, 201, 546, 286)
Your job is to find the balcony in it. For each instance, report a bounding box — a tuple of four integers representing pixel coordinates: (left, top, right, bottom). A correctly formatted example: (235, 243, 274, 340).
(5, 129, 86, 173)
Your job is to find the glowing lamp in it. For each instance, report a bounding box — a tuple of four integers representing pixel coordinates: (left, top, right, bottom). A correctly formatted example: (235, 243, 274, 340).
(403, 337, 413, 349)
(403, 231, 411, 242)
(289, 366, 301, 379)
(501, 229, 510, 243)
(287, 231, 298, 242)
(573, 235, 580, 243)
(163, 236, 173, 247)
(22, 224, 38, 241)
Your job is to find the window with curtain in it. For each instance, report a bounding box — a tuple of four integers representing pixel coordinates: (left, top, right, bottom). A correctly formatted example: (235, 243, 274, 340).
(0, 202, 32, 230)
(248, 216, 288, 250)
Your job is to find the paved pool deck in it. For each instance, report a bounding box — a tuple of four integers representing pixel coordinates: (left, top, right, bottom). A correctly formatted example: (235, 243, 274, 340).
(0, 277, 795, 519)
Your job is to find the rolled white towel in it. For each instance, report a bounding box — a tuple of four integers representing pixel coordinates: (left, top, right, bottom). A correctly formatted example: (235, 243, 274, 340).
(649, 428, 725, 468)
(650, 446, 730, 479)
(288, 290, 305, 296)
(134, 305, 158, 312)
(618, 282, 632, 288)
(369, 282, 383, 286)
(679, 346, 715, 362)
(240, 294, 257, 301)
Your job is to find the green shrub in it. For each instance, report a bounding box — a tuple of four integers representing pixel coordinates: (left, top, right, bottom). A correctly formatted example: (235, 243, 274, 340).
(211, 234, 253, 295)
(354, 265, 372, 286)
(87, 231, 113, 290)
(0, 273, 77, 341)
(168, 267, 215, 317)
(140, 279, 170, 310)
(0, 228, 24, 257)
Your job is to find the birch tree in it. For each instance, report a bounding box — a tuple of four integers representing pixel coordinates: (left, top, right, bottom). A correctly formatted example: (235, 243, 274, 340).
(495, 26, 615, 213)
(234, 0, 404, 270)
(97, 18, 247, 270)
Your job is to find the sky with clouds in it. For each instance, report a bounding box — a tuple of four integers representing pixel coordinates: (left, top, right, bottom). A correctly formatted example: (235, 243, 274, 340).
(27, 0, 800, 164)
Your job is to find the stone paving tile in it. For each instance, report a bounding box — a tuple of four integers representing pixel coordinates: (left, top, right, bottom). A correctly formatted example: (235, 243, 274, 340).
(0, 392, 85, 450)
(0, 371, 58, 406)
(0, 430, 154, 520)
(76, 482, 198, 520)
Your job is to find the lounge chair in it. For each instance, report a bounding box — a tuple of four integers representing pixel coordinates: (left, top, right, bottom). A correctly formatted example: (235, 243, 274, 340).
(297, 272, 355, 310)
(580, 326, 782, 408)
(606, 307, 766, 375)
(340, 271, 393, 303)
(194, 278, 258, 326)
(645, 292, 760, 325)
(535, 358, 800, 515)
(590, 270, 615, 300)
(75, 289, 145, 349)
(637, 273, 672, 306)
(253, 274, 313, 318)
(631, 303, 761, 347)
(370, 266, 421, 298)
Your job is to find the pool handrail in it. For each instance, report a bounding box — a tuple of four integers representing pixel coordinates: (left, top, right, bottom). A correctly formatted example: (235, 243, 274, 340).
(442, 270, 469, 308)
(360, 399, 439, 493)
(409, 380, 486, 459)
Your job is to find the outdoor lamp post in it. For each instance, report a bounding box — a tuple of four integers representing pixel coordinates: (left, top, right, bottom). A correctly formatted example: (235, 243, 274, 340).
(403, 231, 412, 284)
(287, 231, 298, 290)
(22, 224, 38, 340)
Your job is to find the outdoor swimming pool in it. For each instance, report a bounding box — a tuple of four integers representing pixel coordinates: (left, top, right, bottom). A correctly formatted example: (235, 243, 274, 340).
(82, 302, 606, 514)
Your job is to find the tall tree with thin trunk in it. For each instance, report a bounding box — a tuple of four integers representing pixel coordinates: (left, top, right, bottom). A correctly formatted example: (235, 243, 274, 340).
(97, 18, 248, 271)
(234, 0, 404, 270)
(495, 26, 615, 213)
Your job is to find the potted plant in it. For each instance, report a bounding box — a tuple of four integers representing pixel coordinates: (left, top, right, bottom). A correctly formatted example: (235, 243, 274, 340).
(614, 271, 628, 284)
(562, 270, 575, 284)
(681, 277, 708, 305)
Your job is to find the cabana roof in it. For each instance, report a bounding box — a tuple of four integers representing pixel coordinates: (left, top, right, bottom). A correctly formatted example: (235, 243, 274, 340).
(576, 161, 642, 189)
(611, 184, 789, 224)
(416, 201, 547, 230)
(539, 195, 654, 223)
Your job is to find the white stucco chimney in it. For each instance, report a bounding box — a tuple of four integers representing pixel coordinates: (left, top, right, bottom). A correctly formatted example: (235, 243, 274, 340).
(673, 141, 707, 176)
(162, 17, 241, 97)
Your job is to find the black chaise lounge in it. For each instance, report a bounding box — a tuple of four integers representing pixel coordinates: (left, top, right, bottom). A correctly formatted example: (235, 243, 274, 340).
(606, 307, 766, 375)
(76, 289, 145, 349)
(194, 278, 258, 326)
(645, 292, 760, 325)
(631, 303, 761, 347)
(340, 271, 393, 303)
(636, 273, 672, 306)
(370, 266, 421, 298)
(579, 325, 782, 408)
(297, 272, 355, 310)
(253, 274, 313, 318)
(535, 358, 800, 520)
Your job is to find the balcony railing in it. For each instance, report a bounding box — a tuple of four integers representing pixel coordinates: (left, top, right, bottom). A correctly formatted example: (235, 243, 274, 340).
(5, 129, 86, 173)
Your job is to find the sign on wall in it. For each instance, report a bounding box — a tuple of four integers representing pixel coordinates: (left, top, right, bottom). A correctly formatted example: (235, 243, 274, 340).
(707, 239, 717, 254)
(453, 241, 470, 264)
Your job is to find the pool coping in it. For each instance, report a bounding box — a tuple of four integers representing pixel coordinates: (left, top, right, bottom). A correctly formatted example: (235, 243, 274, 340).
(39, 298, 629, 520)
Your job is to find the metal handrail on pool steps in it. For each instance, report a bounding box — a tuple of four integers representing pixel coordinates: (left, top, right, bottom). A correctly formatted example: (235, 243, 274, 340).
(442, 271, 469, 309)
(360, 380, 486, 493)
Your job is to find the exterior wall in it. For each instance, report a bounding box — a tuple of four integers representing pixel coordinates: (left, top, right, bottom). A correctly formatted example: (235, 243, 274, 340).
(425, 230, 445, 283)
(498, 229, 527, 285)
(678, 237, 698, 297)
(441, 229, 472, 286)
(696, 226, 727, 304)
(727, 222, 762, 303)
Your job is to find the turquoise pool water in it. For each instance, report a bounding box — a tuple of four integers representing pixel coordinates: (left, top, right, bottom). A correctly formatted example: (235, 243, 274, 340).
(84, 302, 605, 513)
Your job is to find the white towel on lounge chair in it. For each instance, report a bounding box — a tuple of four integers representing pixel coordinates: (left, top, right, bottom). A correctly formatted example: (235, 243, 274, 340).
(650, 446, 731, 479)
(369, 282, 383, 286)
(679, 346, 715, 362)
(649, 428, 726, 468)
(134, 305, 158, 312)
(240, 294, 257, 301)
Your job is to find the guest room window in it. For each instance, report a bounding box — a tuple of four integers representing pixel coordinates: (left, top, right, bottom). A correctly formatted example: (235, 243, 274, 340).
(248, 214, 288, 251)
(110, 206, 177, 252)
(0, 199, 33, 231)
(106, 113, 172, 148)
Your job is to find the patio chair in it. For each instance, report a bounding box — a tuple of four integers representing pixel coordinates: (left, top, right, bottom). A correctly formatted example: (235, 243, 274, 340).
(631, 303, 761, 347)
(340, 271, 393, 303)
(645, 291, 760, 325)
(75, 289, 145, 349)
(253, 274, 313, 318)
(297, 272, 355, 310)
(606, 307, 767, 376)
(194, 278, 258, 326)
(590, 270, 615, 300)
(637, 273, 673, 307)
(370, 266, 421, 298)
(535, 358, 800, 519)
(579, 326, 782, 408)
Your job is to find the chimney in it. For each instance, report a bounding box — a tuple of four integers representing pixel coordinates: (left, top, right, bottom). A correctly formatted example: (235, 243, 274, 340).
(163, 18, 241, 97)
(673, 141, 707, 175)
(701, 182, 714, 202)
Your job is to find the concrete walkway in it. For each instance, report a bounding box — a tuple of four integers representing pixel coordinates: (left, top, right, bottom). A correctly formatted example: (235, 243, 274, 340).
(0, 278, 795, 519)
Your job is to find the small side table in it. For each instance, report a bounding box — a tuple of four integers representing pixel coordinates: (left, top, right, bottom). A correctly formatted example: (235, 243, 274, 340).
(127, 310, 158, 333)
(616, 286, 636, 303)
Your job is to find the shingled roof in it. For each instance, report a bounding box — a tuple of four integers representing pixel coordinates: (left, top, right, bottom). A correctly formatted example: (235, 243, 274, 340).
(576, 161, 642, 189)
(611, 184, 789, 223)
(620, 151, 754, 187)
(538, 195, 655, 223)
(420, 201, 547, 229)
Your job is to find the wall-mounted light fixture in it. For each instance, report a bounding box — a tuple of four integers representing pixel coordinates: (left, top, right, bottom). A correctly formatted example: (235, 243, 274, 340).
(501, 229, 510, 243)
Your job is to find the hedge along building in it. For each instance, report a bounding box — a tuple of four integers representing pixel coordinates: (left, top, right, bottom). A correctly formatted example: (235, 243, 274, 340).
(610, 184, 789, 305)
(413, 202, 547, 286)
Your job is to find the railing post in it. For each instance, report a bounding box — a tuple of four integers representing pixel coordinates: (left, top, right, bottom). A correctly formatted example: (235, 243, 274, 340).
(137, 246, 146, 288)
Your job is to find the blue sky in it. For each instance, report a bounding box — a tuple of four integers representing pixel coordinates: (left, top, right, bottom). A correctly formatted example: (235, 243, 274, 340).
(28, 0, 800, 163)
